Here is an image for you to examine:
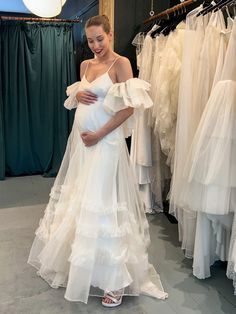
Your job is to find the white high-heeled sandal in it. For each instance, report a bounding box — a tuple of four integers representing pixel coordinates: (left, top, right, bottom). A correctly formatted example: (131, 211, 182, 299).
(102, 290, 123, 308)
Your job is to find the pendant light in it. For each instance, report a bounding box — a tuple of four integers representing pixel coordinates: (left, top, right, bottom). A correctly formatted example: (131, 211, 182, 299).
(23, 0, 67, 18)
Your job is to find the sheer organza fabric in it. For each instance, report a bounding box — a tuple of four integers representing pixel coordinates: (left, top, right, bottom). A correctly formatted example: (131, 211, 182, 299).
(181, 18, 236, 215)
(28, 73, 168, 303)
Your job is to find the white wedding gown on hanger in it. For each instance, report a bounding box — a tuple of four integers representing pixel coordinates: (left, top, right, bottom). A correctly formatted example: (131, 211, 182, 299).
(169, 6, 210, 258)
(28, 60, 168, 304)
(181, 17, 235, 215)
(179, 18, 236, 286)
(130, 34, 154, 213)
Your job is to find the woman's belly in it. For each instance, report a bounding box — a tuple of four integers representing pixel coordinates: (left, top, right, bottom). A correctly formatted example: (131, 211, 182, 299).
(74, 99, 123, 144)
(75, 100, 112, 133)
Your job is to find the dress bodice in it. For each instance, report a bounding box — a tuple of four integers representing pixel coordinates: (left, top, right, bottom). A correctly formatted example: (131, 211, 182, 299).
(64, 73, 153, 138)
(74, 73, 115, 135)
(80, 72, 114, 100)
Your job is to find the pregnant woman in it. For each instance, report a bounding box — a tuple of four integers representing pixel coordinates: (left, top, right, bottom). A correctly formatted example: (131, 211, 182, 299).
(28, 14, 168, 307)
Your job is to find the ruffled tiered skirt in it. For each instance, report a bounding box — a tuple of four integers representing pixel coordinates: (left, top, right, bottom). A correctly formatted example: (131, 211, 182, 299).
(28, 113, 167, 303)
(180, 80, 236, 215)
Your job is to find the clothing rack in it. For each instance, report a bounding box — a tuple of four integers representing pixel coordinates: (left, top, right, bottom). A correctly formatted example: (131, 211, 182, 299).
(0, 16, 81, 23)
(143, 0, 198, 24)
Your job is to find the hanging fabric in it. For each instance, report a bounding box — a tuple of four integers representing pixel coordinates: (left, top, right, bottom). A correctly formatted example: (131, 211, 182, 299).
(0, 20, 77, 179)
(132, 0, 236, 295)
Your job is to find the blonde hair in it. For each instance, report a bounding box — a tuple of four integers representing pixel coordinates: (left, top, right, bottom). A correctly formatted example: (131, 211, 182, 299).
(85, 15, 111, 34)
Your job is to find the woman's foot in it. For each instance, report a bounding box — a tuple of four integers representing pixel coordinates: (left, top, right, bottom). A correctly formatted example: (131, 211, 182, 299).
(102, 290, 123, 307)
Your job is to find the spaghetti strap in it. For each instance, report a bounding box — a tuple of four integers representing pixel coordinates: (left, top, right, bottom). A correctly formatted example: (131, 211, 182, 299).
(107, 57, 120, 73)
(84, 60, 90, 76)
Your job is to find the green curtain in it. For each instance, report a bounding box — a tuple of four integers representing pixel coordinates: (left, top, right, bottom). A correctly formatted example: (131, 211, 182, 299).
(0, 21, 77, 179)
(0, 33, 5, 180)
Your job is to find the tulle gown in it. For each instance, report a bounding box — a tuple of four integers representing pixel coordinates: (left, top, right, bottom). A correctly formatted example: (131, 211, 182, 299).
(130, 34, 154, 213)
(181, 18, 236, 215)
(169, 6, 210, 258)
(27, 60, 168, 304)
(151, 22, 185, 172)
(179, 18, 236, 287)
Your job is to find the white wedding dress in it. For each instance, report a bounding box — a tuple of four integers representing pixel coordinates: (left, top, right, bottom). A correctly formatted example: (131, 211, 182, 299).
(28, 60, 168, 304)
(180, 18, 236, 283)
(181, 18, 236, 215)
(169, 6, 210, 258)
(130, 34, 154, 213)
(151, 22, 185, 171)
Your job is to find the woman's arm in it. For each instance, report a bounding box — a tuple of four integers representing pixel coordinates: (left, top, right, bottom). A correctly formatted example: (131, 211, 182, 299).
(81, 57, 134, 147)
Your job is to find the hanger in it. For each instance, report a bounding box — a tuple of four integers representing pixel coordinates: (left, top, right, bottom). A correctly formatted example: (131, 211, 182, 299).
(142, 0, 196, 36)
(213, 0, 235, 11)
(143, 0, 197, 24)
(232, 0, 236, 17)
(196, 0, 216, 16)
(202, 0, 234, 16)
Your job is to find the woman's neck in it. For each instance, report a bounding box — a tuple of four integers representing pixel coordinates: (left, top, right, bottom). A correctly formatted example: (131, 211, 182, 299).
(95, 50, 118, 63)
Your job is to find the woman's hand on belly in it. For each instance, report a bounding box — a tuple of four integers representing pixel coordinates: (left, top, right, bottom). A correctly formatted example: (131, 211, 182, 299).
(76, 90, 97, 105)
(81, 131, 101, 147)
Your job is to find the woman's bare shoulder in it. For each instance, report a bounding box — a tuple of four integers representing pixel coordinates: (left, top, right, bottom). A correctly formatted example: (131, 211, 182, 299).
(116, 56, 131, 67)
(80, 59, 94, 79)
(115, 56, 133, 82)
(80, 58, 93, 69)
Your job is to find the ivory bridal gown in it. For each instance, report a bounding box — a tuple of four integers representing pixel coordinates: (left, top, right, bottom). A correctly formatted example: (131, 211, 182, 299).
(28, 60, 168, 304)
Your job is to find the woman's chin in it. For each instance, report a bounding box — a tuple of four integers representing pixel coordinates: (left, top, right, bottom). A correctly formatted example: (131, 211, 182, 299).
(94, 50, 106, 58)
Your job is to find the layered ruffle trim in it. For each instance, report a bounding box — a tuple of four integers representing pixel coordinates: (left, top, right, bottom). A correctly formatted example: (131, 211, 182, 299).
(29, 239, 168, 302)
(104, 78, 153, 112)
(75, 221, 139, 239)
(34, 184, 150, 245)
(36, 210, 149, 242)
(30, 204, 156, 301)
(103, 78, 153, 137)
(64, 81, 81, 110)
(30, 228, 164, 300)
(49, 185, 142, 216)
(227, 261, 236, 295)
(63, 78, 153, 137)
(69, 243, 149, 267)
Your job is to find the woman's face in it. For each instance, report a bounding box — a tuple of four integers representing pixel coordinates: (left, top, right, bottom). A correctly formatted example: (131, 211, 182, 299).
(85, 25, 112, 58)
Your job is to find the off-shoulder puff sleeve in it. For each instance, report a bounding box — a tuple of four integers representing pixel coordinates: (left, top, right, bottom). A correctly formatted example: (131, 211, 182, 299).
(64, 81, 81, 110)
(103, 78, 153, 137)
